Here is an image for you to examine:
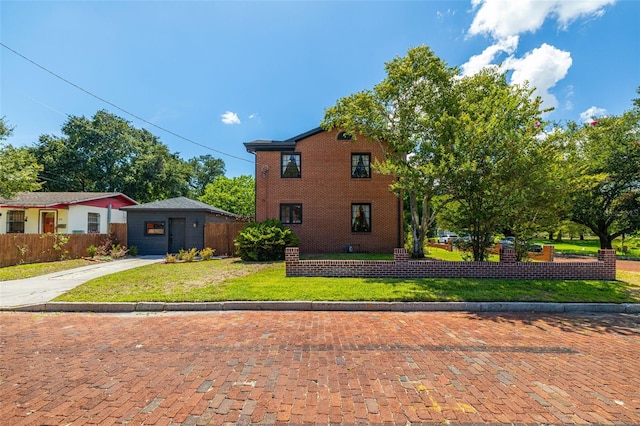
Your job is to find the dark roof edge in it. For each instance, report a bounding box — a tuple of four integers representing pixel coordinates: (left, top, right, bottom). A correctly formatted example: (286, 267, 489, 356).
(121, 206, 239, 217)
(243, 127, 325, 153)
(285, 127, 324, 143)
(244, 141, 296, 153)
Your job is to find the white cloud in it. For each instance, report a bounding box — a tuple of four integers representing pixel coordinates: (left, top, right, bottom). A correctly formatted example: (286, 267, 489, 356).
(248, 113, 258, 119)
(469, 0, 553, 39)
(463, 0, 613, 111)
(469, 0, 615, 38)
(579, 106, 607, 123)
(461, 35, 518, 76)
(504, 43, 572, 110)
(221, 111, 241, 125)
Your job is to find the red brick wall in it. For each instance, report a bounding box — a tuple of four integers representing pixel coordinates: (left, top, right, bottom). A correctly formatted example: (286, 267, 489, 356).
(254, 129, 402, 253)
(285, 247, 617, 281)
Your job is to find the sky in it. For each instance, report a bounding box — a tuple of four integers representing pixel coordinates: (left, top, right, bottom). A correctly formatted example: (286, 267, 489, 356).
(1, 0, 639, 178)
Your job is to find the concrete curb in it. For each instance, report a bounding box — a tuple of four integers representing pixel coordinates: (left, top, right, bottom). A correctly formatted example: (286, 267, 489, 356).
(3, 301, 639, 314)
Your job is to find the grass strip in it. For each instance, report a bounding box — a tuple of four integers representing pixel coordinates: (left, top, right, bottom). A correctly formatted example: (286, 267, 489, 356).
(0, 259, 95, 281)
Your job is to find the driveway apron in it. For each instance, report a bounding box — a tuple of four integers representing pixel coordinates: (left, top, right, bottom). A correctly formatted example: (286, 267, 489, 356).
(0, 257, 164, 308)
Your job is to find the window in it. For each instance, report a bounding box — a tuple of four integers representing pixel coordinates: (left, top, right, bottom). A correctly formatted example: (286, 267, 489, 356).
(281, 153, 301, 178)
(280, 204, 302, 224)
(351, 153, 371, 178)
(337, 131, 353, 140)
(87, 213, 100, 233)
(7, 210, 25, 233)
(145, 221, 165, 235)
(351, 204, 371, 232)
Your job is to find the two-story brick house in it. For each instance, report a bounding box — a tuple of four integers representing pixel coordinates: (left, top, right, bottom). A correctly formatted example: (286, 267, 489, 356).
(244, 127, 403, 253)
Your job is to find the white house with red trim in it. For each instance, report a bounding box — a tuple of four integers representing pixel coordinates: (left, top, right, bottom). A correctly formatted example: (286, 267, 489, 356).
(0, 192, 137, 234)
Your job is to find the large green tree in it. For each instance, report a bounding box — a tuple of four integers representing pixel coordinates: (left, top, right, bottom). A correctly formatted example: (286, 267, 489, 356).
(561, 96, 640, 249)
(0, 117, 42, 198)
(322, 46, 459, 258)
(438, 68, 561, 260)
(31, 110, 196, 203)
(187, 154, 226, 198)
(199, 175, 255, 217)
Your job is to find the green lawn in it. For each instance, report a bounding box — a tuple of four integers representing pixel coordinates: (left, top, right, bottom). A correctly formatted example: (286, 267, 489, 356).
(534, 237, 640, 258)
(53, 257, 640, 304)
(0, 259, 95, 281)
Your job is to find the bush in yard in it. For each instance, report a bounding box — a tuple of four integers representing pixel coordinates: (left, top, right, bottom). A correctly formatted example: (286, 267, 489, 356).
(199, 247, 215, 260)
(235, 219, 300, 261)
(109, 244, 127, 259)
(177, 248, 198, 262)
(87, 244, 98, 258)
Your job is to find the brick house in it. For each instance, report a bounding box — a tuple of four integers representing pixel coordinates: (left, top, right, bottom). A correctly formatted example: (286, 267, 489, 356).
(244, 127, 403, 253)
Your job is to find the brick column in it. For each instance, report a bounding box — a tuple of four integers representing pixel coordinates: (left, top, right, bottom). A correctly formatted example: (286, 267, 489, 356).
(543, 245, 554, 262)
(394, 248, 409, 262)
(285, 247, 299, 262)
(499, 248, 517, 263)
(598, 249, 616, 280)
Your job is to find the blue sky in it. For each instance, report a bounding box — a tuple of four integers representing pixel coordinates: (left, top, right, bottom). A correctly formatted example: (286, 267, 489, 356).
(1, 0, 638, 178)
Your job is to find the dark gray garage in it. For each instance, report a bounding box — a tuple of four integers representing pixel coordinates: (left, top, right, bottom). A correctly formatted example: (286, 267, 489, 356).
(122, 197, 240, 255)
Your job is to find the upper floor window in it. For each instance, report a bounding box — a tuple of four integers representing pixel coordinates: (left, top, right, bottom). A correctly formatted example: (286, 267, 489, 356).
(280, 203, 302, 224)
(281, 153, 301, 178)
(337, 131, 353, 140)
(87, 213, 100, 233)
(351, 203, 371, 232)
(7, 210, 25, 233)
(351, 153, 371, 178)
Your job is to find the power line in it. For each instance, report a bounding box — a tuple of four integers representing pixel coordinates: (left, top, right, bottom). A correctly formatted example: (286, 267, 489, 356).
(1, 42, 257, 165)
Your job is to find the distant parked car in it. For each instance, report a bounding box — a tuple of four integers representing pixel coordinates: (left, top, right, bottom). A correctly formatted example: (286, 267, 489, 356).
(438, 233, 458, 243)
(497, 236, 515, 248)
(528, 243, 543, 253)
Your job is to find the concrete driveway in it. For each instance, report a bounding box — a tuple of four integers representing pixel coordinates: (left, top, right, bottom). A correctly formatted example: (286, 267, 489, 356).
(0, 257, 164, 308)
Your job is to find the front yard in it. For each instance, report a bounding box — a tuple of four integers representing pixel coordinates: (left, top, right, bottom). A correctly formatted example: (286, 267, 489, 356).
(49, 257, 640, 304)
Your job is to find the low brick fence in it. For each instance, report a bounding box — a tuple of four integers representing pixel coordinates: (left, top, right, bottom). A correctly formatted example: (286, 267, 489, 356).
(427, 241, 453, 251)
(285, 247, 616, 280)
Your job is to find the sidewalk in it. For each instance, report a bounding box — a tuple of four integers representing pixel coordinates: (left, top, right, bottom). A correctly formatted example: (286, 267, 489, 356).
(0, 257, 164, 309)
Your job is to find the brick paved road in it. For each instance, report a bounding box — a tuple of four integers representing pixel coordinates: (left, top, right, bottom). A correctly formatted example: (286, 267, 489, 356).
(1, 311, 639, 425)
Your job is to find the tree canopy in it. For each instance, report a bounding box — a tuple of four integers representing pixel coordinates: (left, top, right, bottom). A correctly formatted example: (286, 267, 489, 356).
(323, 46, 459, 258)
(199, 175, 255, 217)
(30, 110, 224, 203)
(559, 95, 640, 248)
(323, 46, 556, 260)
(437, 68, 561, 260)
(0, 117, 42, 198)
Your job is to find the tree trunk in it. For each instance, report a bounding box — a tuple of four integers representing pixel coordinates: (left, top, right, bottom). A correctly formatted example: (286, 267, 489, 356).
(598, 233, 613, 249)
(409, 193, 425, 258)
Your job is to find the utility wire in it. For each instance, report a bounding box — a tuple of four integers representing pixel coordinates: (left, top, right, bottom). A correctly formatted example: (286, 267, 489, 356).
(1, 42, 258, 165)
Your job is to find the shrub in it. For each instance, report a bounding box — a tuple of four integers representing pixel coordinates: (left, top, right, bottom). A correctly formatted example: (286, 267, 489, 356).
(234, 219, 300, 261)
(128, 245, 138, 257)
(165, 253, 177, 263)
(87, 245, 98, 258)
(177, 248, 198, 262)
(199, 247, 215, 260)
(110, 244, 127, 259)
(51, 234, 70, 260)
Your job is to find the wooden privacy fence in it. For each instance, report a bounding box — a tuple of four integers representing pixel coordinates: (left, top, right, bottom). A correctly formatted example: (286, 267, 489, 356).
(204, 222, 249, 256)
(0, 233, 109, 267)
(0, 224, 127, 267)
(204, 222, 248, 256)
